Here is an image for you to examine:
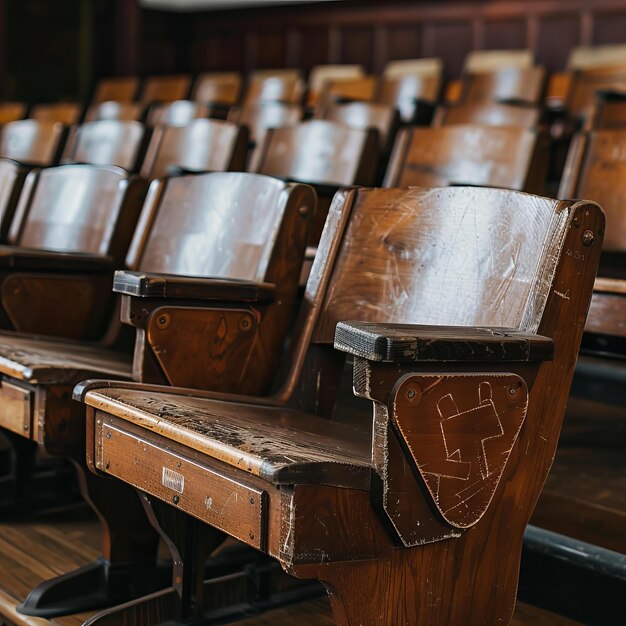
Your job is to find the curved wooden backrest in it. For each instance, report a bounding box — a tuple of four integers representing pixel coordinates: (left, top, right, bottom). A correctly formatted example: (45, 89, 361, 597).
(128, 172, 314, 283)
(193, 72, 242, 105)
(256, 120, 378, 187)
(307, 64, 364, 106)
(0, 120, 65, 166)
(139, 74, 192, 104)
(312, 187, 571, 343)
(377, 74, 441, 122)
(92, 76, 140, 104)
(384, 125, 546, 192)
(243, 74, 305, 106)
(146, 100, 210, 127)
(9, 164, 135, 257)
(588, 91, 626, 129)
(463, 49, 533, 73)
(0, 102, 27, 124)
(84, 101, 144, 123)
(30, 102, 82, 125)
(62, 120, 146, 171)
(228, 102, 302, 143)
(320, 101, 397, 149)
(140, 118, 248, 179)
(568, 44, 626, 70)
(559, 130, 626, 252)
(461, 66, 546, 105)
(567, 66, 626, 121)
(434, 101, 540, 128)
(383, 58, 442, 79)
(0, 159, 29, 242)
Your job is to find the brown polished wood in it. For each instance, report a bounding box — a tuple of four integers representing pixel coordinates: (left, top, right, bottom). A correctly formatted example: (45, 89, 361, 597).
(243, 73, 305, 107)
(384, 125, 548, 193)
(61, 120, 146, 172)
(0, 102, 27, 125)
(461, 66, 546, 105)
(192, 72, 242, 106)
(307, 65, 364, 108)
(0, 159, 29, 244)
(81, 186, 603, 626)
(433, 101, 541, 128)
(83, 101, 143, 123)
(314, 76, 378, 116)
(145, 100, 211, 127)
(376, 73, 440, 123)
(566, 65, 626, 122)
(140, 118, 248, 179)
(30, 103, 82, 126)
(587, 90, 626, 130)
(91, 76, 139, 104)
(0, 120, 65, 167)
(139, 74, 193, 105)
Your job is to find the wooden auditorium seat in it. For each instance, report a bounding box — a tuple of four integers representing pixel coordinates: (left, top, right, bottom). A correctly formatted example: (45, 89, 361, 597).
(76, 185, 603, 626)
(84, 100, 144, 123)
(586, 90, 626, 129)
(463, 49, 534, 73)
(243, 72, 305, 107)
(0, 171, 314, 619)
(383, 125, 549, 193)
(0, 159, 30, 242)
(138, 74, 193, 105)
(30, 102, 82, 125)
(254, 119, 378, 241)
(307, 64, 364, 108)
(433, 101, 541, 128)
(0, 120, 66, 166)
(377, 72, 441, 124)
(91, 76, 140, 104)
(460, 66, 546, 105)
(145, 100, 212, 127)
(0, 102, 27, 124)
(192, 71, 242, 106)
(61, 120, 147, 171)
(139, 118, 248, 178)
(565, 65, 626, 123)
(313, 75, 378, 116)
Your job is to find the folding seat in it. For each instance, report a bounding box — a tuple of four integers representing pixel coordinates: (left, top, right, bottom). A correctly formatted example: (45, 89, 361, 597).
(313, 75, 378, 116)
(459, 66, 546, 106)
(30, 102, 82, 125)
(433, 101, 541, 128)
(0, 171, 314, 617)
(145, 100, 212, 127)
(377, 71, 442, 124)
(192, 72, 242, 107)
(0, 120, 66, 166)
(62, 120, 147, 171)
(586, 90, 626, 130)
(83, 100, 144, 123)
(139, 74, 193, 105)
(77, 185, 603, 626)
(383, 125, 549, 194)
(242, 72, 305, 107)
(307, 64, 364, 108)
(0, 102, 27, 124)
(139, 118, 248, 178)
(0, 159, 30, 243)
(254, 119, 378, 242)
(566, 66, 626, 123)
(91, 76, 140, 104)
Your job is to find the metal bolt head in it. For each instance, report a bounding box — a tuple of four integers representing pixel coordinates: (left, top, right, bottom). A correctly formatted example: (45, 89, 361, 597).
(106, 431, 111, 439)
(238, 316, 252, 332)
(156, 313, 171, 329)
(298, 205, 308, 216)
(582, 230, 594, 247)
(249, 496, 255, 505)
(173, 495, 180, 505)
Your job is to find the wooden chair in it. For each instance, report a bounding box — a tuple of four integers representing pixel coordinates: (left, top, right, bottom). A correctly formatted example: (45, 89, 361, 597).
(0, 102, 27, 124)
(0, 159, 30, 242)
(586, 90, 626, 129)
(307, 65, 364, 108)
(460, 66, 546, 105)
(377, 73, 441, 124)
(62, 120, 147, 171)
(92, 76, 140, 104)
(383, 125, 549, 194)
(227, 102, 302, 170)
(84, 100, 144, 123)
(566, 65, 626, 123)
(139, 74, 193, 105)
(30, 102, 82, 125)
(254, 119, 378, 241)
(243, 73, 305, 107)
(145, 100, 211, 127)
(77, 185, 603, 626)
(463, 49, 534, 73)
(314, 76, 378, 117)
(433, 101, 541, 128)
(0, 164, 146, 340)
(140, 118, 248, 179)
(0, 120, 66, 166)
(0, 171, 313, 618)
(192, 72, 242, 106)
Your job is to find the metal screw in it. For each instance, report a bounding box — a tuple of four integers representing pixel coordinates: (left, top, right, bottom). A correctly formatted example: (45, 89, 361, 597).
(298, 205, 308, 216)
(106, 431, 111, 439)
(582, 230, 595, 247)
(23, 424, 29, 431)
(249, 531, 255, 540)
(238, 316, 252, 331)
(105, 462, 110, 470)
(173, 495, 180, 504)
(157, 313, 171, 329)
(508, 385, 518, 397)
(407, 389, 416, 399)
(250, 497, 255, 505)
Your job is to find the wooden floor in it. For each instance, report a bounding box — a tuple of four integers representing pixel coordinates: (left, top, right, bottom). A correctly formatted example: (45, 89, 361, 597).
(0, 505, 582, 626)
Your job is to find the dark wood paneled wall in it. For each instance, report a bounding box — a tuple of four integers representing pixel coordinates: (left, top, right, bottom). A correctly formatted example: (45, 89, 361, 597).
(137, 0, 626, 80)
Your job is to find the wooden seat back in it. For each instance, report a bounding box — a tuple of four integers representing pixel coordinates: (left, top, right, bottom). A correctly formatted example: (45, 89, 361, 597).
(383, 58, 442, 80)
(377, 73, 441, 121)
(384, 125, 547, 193)
(84, 101, 143, 123)
(0, 159, 29, 242)
(140, 118, 248, 179)
(433, 101, 540, 128)
(559, 129, 626, 256)
(587, 90, 626, 129)
(566, 66, 626, 121)
(228, 101, 302, 145)
(145, 100, 211, 127)
(30, 102, 82, 125)
(0, 120, 65, 166)
(0, 102, 27, 124)
(92, 76, 140, 104)
(255, 119, 377, 188)
(62, 120, 146, 171)
(461, 66, 546, 105)
(307, 64, 364, 107)
(243, 73, 305, 106)
(7, 164, 143, 260)
(314, 76, 378, 116)
(568, 44, 626, 71)
(139, 74, 192, 105)
(318, 101, 397, 151)
(463, 49, 534, 73)
(192, 72, 242, 105)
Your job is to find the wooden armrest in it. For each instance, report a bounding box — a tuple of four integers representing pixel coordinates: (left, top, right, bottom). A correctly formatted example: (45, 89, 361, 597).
(334, 321, 553, 362)
(113, 270, 276, 302)
(0, 246, 115, 272)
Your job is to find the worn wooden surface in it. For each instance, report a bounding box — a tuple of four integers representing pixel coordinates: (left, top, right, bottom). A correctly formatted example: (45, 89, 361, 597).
(192, 72, 242, 106)
(145, 100, 210, 128)
(91, 77, 139, 104)
(0, 121, 65, 167)
(434, 101, 540, 128)
(138, 74, 192, 105)
(30, 104, 81, 126)
(377, 73, 440, 122)
(566, 66, 626, 121)
(83, 102, 143, 124)
(461, 66, 546, 105)
(243, 73, 304, 107)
